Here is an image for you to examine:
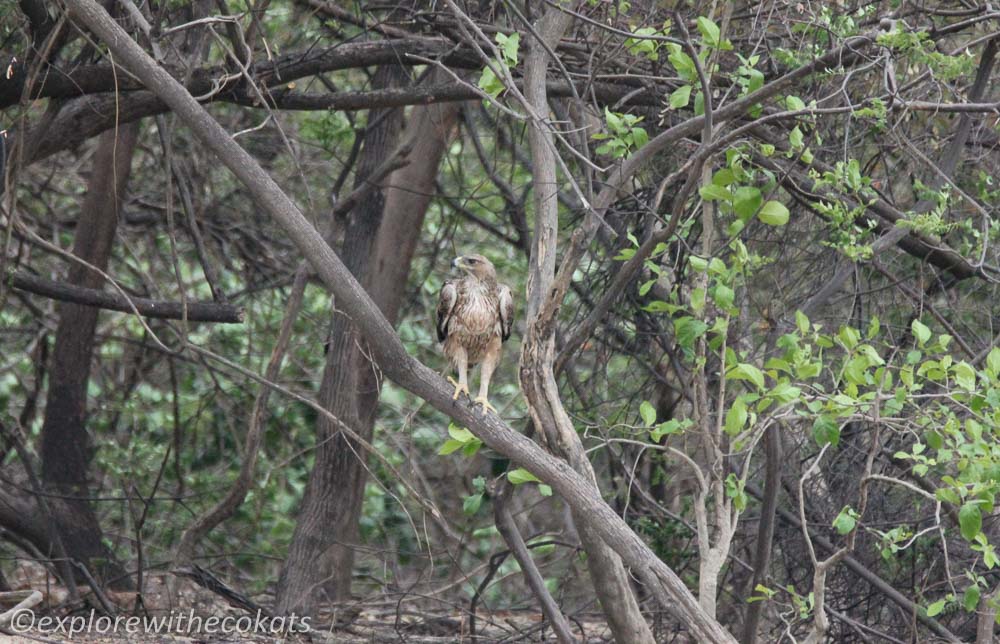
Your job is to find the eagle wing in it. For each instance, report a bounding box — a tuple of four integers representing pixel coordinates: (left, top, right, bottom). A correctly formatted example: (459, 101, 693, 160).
(436, 280, 459, 342)
(498, 283, 514, 342)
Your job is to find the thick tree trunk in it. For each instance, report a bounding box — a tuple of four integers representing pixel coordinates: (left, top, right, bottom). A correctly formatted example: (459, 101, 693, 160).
(370, 76, 461, 321)
(37, 124, 141, 589)
(275, 64, 406, 614)
(276, 68, 462, 614)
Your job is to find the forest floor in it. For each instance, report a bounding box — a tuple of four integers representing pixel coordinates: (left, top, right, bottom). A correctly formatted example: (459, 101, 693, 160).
(1, 561, 618, 642)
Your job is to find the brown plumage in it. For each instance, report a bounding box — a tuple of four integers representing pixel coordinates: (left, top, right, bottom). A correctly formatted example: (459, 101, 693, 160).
(436, 254, 514, 414)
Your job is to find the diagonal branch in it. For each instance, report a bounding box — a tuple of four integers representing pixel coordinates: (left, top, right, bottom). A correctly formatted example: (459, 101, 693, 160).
(493, 484, 576, 644)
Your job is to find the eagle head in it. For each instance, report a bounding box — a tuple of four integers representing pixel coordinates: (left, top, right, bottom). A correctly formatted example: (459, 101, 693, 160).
(452, 254, 496, 282)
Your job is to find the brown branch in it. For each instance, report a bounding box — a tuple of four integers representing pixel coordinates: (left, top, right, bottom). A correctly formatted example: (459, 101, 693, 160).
(493, 484, 576, 644)
(0, 590, 42, 629)
(239, 79, 662, 111)
(0, 38, 477, 110)
(17, 79, 661, 168)
(8, 270, 245, 323)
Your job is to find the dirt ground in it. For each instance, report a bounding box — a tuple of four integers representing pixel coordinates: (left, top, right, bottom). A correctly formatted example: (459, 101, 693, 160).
(1, 561, 616, 642)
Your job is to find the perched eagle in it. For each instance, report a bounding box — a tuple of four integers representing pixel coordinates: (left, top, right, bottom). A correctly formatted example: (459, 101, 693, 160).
(436, 255, 514, 414)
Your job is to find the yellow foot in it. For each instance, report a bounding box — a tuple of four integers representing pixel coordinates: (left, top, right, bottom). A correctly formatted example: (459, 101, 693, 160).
(474, 396, 497, 415)
(448, 377, 470, 400)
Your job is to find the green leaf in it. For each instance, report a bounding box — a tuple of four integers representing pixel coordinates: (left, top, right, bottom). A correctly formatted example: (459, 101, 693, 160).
(926, 599, 946, 617)
(964, 585, 981, 612)
(769, 382, 801, 405)
(796, 310, 810, 334)
(842, 356, 866, 385)
(747, 584, 776, 603)
(669, 84, 692, 109)
(666, 44, 696, 80)
(758, 201, 790, 226)
(448, 425, 476, 442)
(797, 361, 822, 379)
(912, 319, 932, 346)
(785, 95, 806, 111)
(538, 484, 553, 497)
(733, 186, 762, 219)
(651, 419, 681, 442)
(728, 363, 765, 390)
(954, 361, 977, 391)
(713, 168, 736, 186)
(605, 108, 623, 131)
(714, 284, 735, 309)
(674, 316, 709, 350)
(708, 258, 727, 274)
(639, 400, 657, 426)
(987, 347, 1000, 377)
(495, 32, 520, 64)
(477, 66, 504, 98)
(724, 473, 747, 510)
(631, 127, 648, 148)
(832, 506, 858, 535)
(725, 398, 748, 435)
(691, 286, 706, 313)
(867, 316, 881, 338)
(789, 125, 804, 149)
(699, 184, 731, 202)
(838, 325, 860, 350)
(960, 502, 983, 541)
(812, 416, 840, 447)
(463, 493, 484, 515)
(935, 487, 960, 505)
(613, 243, 635, 260)
(438, 439, 465, 455)
(508, 468, 542, 485)
(697, 16, 721, 47)
(984, 546, 999, 569)
(858, 344, 885, 367)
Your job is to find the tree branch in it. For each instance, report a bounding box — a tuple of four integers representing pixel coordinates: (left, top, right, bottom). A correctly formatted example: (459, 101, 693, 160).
(8, 270, 245, 323)
(493, 484, 576, 644)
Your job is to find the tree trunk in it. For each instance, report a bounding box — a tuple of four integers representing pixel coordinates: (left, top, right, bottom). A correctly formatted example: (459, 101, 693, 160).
(518, 6, 656, 642)
(37, 123, 141, 589)
(276, 68, 462, 614)
(370, 74, 462, 322)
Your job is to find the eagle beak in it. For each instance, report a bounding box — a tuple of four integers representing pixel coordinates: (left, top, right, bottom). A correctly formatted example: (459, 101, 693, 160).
(452, 256, 464, 270)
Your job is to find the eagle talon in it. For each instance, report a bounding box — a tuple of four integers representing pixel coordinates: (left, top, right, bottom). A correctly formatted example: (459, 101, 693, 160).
(448, 377, 470, 400)
(474, 397, 497, 415)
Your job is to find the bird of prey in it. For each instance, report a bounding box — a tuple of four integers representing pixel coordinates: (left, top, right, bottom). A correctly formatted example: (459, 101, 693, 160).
(436, 255, 514, 414)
